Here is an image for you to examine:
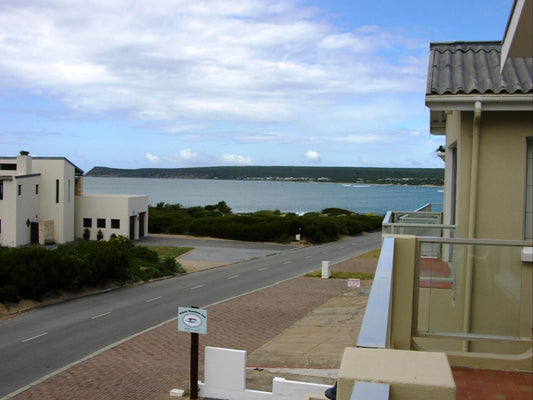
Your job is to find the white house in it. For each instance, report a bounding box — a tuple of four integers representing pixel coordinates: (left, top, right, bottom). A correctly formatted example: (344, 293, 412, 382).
(0, 151, 148, 247)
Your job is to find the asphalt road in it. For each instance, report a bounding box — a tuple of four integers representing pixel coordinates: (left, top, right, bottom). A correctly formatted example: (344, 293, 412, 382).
(0, 232, 381, 398)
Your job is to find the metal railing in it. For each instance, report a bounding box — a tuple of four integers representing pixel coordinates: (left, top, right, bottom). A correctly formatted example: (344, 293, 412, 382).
(351, 237, 395, 400)
(356, 237, 395, 349)
(382, 208, 455, 259)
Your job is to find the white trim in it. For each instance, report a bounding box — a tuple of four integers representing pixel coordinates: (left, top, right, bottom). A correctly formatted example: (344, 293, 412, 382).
(426, 94, 533, 111)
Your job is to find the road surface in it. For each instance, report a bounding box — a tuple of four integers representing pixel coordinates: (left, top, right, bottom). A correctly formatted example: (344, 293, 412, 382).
(0, 232, 380, 398)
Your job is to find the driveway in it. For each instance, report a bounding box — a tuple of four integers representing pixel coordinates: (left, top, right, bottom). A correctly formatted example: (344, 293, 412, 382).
(137, 234, 302, 271)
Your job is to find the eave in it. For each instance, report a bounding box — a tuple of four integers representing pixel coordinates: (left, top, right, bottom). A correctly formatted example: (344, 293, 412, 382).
(425, 94, 533, 112)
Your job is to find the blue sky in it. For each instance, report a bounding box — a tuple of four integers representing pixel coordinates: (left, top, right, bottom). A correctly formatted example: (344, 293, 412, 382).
(0, 0, 512, 172)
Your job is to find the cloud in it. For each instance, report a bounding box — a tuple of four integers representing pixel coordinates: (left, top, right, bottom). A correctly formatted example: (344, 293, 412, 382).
(222, 154, 253, 165)
(0, 0, 427, 127)
(179, 148, 199, 161)
(305, 150, 321, 163)
(145, 153, 159, 163)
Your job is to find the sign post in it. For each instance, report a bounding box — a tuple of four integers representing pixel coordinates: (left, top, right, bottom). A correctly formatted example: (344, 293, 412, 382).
(178, 307, 207, 399)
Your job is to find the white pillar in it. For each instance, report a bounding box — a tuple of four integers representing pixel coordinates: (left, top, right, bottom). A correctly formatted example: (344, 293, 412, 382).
(322, 261, 331, 279)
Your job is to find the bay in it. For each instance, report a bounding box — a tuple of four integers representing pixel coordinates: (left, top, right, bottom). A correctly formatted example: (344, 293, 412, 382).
(83, 177, 443, 215)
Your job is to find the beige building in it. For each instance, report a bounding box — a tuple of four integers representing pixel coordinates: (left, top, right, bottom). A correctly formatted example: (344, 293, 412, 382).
(338, 1, 532, 398)
(0, 152, 148, 247)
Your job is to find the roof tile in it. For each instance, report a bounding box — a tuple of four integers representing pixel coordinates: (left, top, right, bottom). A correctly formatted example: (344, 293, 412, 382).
(427, 41, 533, 95)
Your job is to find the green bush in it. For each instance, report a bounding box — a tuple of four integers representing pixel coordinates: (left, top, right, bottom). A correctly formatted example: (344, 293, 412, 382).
(0, 237, 186, 304)
(148, 202, 383, 244)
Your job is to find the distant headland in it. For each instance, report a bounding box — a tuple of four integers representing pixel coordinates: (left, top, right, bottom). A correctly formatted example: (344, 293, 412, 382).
(86, 166, 444, 186)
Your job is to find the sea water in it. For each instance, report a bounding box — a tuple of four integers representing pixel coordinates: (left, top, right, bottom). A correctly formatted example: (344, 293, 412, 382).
(83, 177, 443, 215)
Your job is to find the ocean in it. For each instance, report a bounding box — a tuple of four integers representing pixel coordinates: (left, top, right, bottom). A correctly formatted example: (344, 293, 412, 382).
(83, 177, 443, 215)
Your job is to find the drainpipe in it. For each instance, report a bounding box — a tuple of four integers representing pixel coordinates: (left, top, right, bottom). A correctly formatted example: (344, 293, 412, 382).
(462, 101, 482, 352)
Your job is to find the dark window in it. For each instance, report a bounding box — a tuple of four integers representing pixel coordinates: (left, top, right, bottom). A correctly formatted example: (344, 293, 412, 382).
(35, 184, 39, 195)
(111, 219, 120, 229)
(83, 218, 92, 228)
(56, 179, 59, 203)
(18, 184, 21, 196)
(97, 218, 106, 228)
(0, 181, 3, 200)
(0, 219, 2, 233)
(0, 163, 16, 170)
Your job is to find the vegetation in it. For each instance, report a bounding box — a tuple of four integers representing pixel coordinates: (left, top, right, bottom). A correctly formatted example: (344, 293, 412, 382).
(87, 165, 444, 186)
(304, 248, 381, 280)
(0, 236, 184, 304)
(304, 270, 375, 280)
(149, 202, 382, 244)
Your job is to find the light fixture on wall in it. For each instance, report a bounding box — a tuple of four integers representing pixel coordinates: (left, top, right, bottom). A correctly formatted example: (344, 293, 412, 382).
(26, 219, 30, 227)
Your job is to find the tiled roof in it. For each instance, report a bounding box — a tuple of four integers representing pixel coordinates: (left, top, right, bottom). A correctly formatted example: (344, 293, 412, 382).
(426, 41, 533, 95)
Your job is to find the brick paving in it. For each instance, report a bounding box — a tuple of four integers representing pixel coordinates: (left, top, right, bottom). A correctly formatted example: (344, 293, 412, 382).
(6, 255, 533, 400)
(9, 277, 349, 400)
(453, 367, 533, 400)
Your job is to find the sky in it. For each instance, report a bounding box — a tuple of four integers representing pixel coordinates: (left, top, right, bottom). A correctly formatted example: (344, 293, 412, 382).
(0, 0, 513, 172)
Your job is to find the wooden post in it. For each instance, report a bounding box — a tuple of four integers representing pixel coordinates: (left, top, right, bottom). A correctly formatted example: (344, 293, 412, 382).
(190, 332, 199, 399)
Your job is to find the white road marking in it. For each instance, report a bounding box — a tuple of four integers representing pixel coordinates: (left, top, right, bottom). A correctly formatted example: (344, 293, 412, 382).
(145, 296, 162, 303)
(258, 267, 268, 271)
(283, 261, 292, 265)
(227, 275, 239, 280)
(22, 332, 48, 343)
(190, 284, 205, 290)
(91, 311, 112, 320)
(304, 255, 312, 259)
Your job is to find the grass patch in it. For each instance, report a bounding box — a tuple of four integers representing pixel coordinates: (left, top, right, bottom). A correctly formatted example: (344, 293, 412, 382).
(304, 271, 374, 280)
(356, 248, 381, 258)
(147, 246, 193, 259)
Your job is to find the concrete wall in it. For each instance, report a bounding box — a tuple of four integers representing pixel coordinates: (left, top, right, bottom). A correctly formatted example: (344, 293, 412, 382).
(0, 178, 17, 247)
(448, 110, 532, 240)
(14, 175, 40, 246)
(75, 194, 148, 241)
(33, 158, 76, 244)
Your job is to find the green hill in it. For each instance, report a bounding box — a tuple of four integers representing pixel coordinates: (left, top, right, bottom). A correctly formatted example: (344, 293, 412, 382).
(86, 166, 444, 186)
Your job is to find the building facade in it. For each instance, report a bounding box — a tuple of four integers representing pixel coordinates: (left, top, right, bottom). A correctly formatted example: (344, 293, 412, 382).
(0, 152, 148, 247)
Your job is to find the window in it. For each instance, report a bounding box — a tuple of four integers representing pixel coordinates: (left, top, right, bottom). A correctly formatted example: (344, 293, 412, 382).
(525, 138, 533, 240)
(55, 179, 59, 203)
(35, 184, 39, 195)
(111, 219, 120, 229)
(0, 163, 16, 170)
(83, 218, 92, 228)
(0, 219, 2, 233)
(0, 181, 3, 200)
(97, 218, 106, 228)
(18, 184, 21, 196)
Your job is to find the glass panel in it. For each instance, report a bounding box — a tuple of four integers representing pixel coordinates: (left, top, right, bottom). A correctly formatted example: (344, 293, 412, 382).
(417, 241, 527, 354)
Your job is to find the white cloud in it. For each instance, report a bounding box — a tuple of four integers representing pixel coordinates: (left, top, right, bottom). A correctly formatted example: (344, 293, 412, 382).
(179, 148, 199, 161)
(145, 153, 159, 163)
(0, 0, 427, 126)
(222, 154, 253, 165)
(305, 150, 321, 163)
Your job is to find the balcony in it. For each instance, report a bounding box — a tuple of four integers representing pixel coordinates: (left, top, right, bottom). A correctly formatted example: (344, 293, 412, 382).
(338, 206, 532, 400)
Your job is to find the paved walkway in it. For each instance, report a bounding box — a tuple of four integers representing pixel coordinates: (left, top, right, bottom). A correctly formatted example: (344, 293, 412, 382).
(7, 277, 364, 400)
(5, 253, 532, 400)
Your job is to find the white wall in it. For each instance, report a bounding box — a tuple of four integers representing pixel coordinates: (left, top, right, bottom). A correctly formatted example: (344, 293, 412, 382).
(0, 178, 16, 247)
(75, 194, 148, 241)
(32, 159, 76, 244)
(14, 175, 40, 246)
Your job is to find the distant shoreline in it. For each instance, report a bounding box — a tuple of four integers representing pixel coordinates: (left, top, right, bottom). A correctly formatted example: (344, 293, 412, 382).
(85, 165, 444, 186)
(84, 175, 444, 188)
